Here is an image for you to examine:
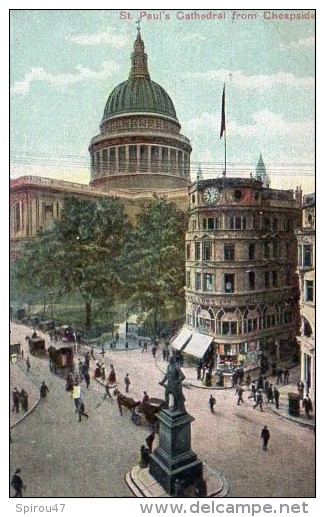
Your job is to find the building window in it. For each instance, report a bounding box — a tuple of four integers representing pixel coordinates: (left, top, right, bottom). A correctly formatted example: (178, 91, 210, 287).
(202, 241, 212, 261)
(192, 219, 197, 231)
(195, 242, 200, 261)
(195, 272, 202, 291)
(224, 273, 235, 293)
(248, 243, 256, 260)
(273, 241, 279, 259)
(303, 245, 313, 268)
(224, 244, 235, 261)
(247, 318, 258, 332)
(272, 271, 278, 287)
(305, 280, 314, 302)
(264, 271, 270, 289)
(203, 273, 214, 292)
(208, 218, 215, 230)
(284, 218, 293, 232)
(230, 322, 238, 335)
(221, 321, 230, 335)
(248, 271, 255, 290)
(263, 216, 271, 231)
(285, 269, 291, 285)
(186, 270, 191, 288)
(273, 218, 278, 231)
(264, 242, 271, 259)
(186, 243, 191, 260)
(230, 216, 246, 230)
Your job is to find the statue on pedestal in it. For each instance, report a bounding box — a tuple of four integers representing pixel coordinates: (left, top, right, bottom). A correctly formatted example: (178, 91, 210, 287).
(159, 355, 186, 413)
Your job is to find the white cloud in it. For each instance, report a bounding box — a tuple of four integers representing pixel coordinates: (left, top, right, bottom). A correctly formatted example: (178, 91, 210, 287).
(230, 109, 314, 138)
(186, 69, 314, 88)
(66, 29, 130, 47)
(288, 36, 315, 49)
(11, 60, 120, 96)
(186, 109, 314, 139)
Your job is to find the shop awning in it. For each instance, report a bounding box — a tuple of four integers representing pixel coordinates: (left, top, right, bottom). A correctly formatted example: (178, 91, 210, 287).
(171, 328, 193, 351)
(183, 331, 214, 358)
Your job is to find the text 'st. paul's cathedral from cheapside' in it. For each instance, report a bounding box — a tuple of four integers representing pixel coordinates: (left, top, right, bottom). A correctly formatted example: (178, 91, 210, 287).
(10, 28, 191, 256)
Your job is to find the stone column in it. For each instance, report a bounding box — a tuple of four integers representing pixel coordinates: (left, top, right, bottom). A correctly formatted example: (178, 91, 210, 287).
(137, 145, 141, 171)
(115, 146, 119, 173)
(148, 145, 152, 173)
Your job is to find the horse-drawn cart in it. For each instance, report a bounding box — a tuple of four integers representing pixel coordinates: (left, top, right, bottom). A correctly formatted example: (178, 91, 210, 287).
(28, 337, 46, 357)
(48, 345, 74, 375)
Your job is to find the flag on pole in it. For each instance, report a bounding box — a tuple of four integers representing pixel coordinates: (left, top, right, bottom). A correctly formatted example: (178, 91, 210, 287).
(219, 84, 226, 139)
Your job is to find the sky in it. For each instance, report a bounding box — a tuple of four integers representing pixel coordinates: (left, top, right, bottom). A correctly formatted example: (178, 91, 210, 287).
(10, 9, 315, 194)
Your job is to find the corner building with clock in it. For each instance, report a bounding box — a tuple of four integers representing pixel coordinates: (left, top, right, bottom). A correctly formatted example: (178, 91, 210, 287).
(173, 171, 303, 385)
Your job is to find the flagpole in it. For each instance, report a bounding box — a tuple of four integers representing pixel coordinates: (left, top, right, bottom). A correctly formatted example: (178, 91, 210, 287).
(220, 83, 226, 177)
(224, 96, 227, 177)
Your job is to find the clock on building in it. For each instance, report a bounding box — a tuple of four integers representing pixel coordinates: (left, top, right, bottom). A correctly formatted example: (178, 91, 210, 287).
(203, 187, 220, 205)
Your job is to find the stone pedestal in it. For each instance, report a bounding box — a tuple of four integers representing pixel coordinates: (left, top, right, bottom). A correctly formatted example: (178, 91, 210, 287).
(149, 408, 203, 495)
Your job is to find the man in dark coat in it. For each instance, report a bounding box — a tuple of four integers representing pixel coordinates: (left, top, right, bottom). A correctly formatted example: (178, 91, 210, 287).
(253, 390, 264, 411)
(12, 388, 20, 413)
(261, 425, 270, 450)
(273, 386, 280, 409)
(236, 386, 244, 405)
(209, 394, 216, 413)
(11, 468, 25, 497)
(302, 394, 313, 419)
(40, 381, 49, 399)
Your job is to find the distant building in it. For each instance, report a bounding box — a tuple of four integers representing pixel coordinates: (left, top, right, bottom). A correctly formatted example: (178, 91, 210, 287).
(173, 172, 303, 384)
(296, 193, 315, 402)
(10, 28, 191, 257)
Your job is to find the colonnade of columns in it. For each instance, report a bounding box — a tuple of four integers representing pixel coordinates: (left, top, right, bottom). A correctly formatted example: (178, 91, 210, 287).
(91, 143, 190, 178)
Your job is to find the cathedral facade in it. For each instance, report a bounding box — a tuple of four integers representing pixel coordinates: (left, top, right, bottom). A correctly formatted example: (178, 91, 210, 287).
(10, 28, 191, 256)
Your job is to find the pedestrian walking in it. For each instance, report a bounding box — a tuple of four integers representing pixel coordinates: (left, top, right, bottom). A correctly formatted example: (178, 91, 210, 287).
(40, 381, 49, 399)
(84, 371, 90, 389)
(20, 389, 29, 412)
(124, 373, 131, 393)
(297, 381, 305, 400)
(104, 381, 112, 399)
(284, 368, 290, 385)
(253, 390, 264, 411)
(267, 383, 274, 403)
(152, 345, 157, 358)
(78, 400, 89, 422)
(12, 387, 20, 413)
(11, 468, 25, 497)
(108, 364, 116, 385)
(145, 431, 155, 453)
(26, 356, 31, 372)
(302, 394, 313, 419)
(209, 394, 216, 413)
(72, 383, 81, 411)
(276, 369, 283, 385)
(261, 425, 270, 451)
(248, 382, 256, 401)
(236, 386, 244, 405)
(264, 377, 269, 395)
(245, 373, 251, 388)
(256, 375, 264, 391)
(101, 363, 106, 380)
(273, 386, 280, 409)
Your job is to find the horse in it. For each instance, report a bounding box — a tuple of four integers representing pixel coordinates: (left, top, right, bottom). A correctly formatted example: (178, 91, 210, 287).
(114, 389, 140, 416)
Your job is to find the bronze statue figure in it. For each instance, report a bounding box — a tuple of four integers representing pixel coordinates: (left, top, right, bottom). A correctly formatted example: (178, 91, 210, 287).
(159, 355, 186, 413)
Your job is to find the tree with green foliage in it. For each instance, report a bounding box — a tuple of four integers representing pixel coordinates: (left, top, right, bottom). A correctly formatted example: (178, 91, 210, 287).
(124, 196, 187, 334)
(13, 196, 131, 329)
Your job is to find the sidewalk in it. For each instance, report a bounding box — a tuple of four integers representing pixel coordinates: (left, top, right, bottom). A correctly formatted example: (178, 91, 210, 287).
(178, 363, 315, 430)
(10, 360, 41, 428)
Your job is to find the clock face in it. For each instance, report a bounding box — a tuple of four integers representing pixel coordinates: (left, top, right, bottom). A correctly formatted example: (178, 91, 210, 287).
(203, 187, 220, 205)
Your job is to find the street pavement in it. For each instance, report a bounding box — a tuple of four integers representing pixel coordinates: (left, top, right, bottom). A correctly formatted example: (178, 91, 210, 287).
(10, 322, 315, 498)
